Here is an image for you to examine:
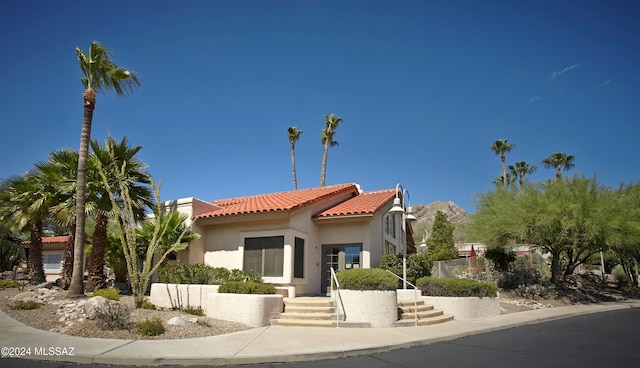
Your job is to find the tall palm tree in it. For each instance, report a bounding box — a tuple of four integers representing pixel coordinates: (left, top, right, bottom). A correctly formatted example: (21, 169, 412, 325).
(491, 139, 516, 189)
(287, 126, 303, 190)
(508, 161, 537, 188)
(542, 152, 575, 180)
(0, 173, 56, 284)
(85, 136, 153, 291)
(69, 41, 141, 297)
(320, 114, 343, 187)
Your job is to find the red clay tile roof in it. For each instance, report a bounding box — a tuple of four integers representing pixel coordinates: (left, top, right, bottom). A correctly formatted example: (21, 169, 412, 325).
(315, 189, 396, 218)
(197, 183, 360, 219)
(22, 235, 69, 245)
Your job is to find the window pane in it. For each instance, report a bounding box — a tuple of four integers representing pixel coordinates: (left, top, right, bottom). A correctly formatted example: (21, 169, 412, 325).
(263, 236, 284, 277)
(244, 238, 263, 274)
(43, 253, 62, 270)
(294, 237, 304, 278)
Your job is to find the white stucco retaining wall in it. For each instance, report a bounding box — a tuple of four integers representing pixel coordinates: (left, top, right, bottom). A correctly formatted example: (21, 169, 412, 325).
(149, 283, 219, 311)
(423, 293, 500, 320)
(207, 293, 283, 327)
(340, 290, 398, 327)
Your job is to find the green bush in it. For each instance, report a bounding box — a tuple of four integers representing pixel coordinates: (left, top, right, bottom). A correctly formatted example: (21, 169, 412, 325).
(227, 269, 262, 283)
(11, 300, 40, 310)
(93, 303, 131, 330)
(0, 280, 20, 289)
(218, 281, 276, 294)
(93, 287, 120, 301)
(336, 268, 397, 291)
(158, 264, 212, 284)
(182, 305, 204, 316)
(157, 265, 262, 285)
(417, 277, 498, 298)
(497, 258, 541, 290)
(135, 317, 165, 336)
(140, 299, 156, 310)
(612, 264, 629, 288)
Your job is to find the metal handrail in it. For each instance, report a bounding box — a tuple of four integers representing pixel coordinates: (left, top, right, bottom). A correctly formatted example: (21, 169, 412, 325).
(386, 270, 419, 327)
(330, 267, 345, 328)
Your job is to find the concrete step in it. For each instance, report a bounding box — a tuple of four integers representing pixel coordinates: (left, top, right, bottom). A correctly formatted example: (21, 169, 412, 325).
(279, 312, 335, 320)
(393, 314, 454, 327)
(399, 309, 443, 320)
(283, 306, 336, 314)
(397, 299, 427, 307)
(398, 304, 434, 313)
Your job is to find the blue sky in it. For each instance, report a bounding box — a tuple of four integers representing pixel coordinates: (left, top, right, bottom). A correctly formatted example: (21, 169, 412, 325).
(1, 0, 639, 213)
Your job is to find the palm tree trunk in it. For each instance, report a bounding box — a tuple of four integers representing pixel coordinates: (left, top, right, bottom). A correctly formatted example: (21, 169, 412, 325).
(68, 88, 96, 297)
(291, 143, 298, 190)
(556, 169, 562, 180)
(86, 211, 108, 291)
(320, 141, 328, 187)
(501, 153, 507, 188)
(28, 219, 46, 284)
(59, 224, 75, 289)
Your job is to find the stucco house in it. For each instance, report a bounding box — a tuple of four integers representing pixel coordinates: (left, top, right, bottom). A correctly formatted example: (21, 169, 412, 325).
(163, 183, 415, 297)
(22, 235, 68, 282)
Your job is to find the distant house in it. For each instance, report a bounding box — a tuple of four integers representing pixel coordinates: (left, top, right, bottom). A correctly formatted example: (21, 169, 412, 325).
(163, 183, 415, 297)
(22, 235, 68, 282)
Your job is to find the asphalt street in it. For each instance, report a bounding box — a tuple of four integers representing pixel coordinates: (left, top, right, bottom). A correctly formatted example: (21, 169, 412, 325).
(1, 308, 639, 368)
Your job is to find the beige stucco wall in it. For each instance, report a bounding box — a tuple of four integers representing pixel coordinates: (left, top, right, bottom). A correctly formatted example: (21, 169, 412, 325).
(179, 192, 397, 297)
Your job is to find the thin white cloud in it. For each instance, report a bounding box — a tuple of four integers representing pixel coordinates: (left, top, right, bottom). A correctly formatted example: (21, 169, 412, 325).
(602, 78, 612, 87)
(530, 96, 541, 103)
(548, 64, 581, 79)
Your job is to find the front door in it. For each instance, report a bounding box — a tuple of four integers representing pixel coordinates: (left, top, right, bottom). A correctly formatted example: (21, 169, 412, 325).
(321, 244, 362, 295)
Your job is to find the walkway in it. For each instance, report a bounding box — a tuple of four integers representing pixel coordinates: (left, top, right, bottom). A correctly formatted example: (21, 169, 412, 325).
(1, 301, 638, 366)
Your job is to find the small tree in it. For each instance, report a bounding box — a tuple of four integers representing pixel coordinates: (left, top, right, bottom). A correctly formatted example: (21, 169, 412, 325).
(95, 152, 198, 307)
(426, 211, 458, 261)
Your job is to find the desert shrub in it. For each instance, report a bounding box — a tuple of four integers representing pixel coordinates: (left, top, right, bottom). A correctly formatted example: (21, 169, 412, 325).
(497, 257, 541, 290)
(135, 317, 165, 336)
(157, 265, 262, 285)
(182, 305, 204, 316)
(218, 281, 276, 294)
(226, 269, 262, 283)
(93, 302, 131, 330)
(139, 299, 156, 310)
(158, 264, 211, 284)
(417, 277, 498, 298)
(515, 284, 558, 299)
(612, 265, 629, 288)
(11, 300, 40, 310)
(93, 287, 120, 301)
(336, 268, 397, 291)
(485, 247, 516, 271)
(0, 280, 20, 289)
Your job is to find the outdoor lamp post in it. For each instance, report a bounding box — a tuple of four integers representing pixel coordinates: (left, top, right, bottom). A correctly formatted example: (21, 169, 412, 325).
(389, 183, 417, 289)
